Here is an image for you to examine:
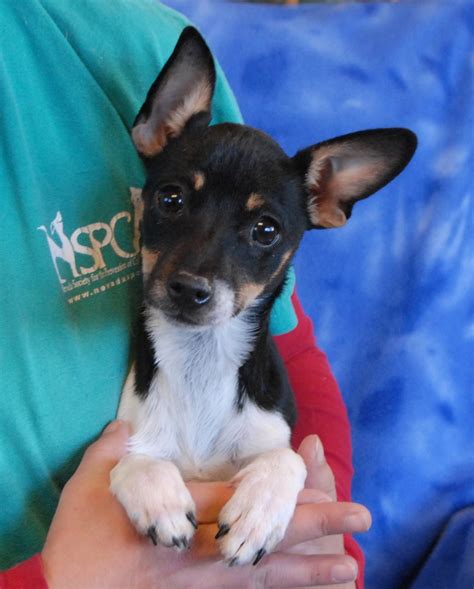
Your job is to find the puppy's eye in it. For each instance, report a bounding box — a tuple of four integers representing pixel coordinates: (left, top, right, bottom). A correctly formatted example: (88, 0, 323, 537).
(156, 185, 184, 215)
(251, 216, 280, 247)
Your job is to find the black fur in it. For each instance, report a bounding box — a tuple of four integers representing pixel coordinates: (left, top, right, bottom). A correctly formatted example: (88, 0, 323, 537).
(236, 276, 296, 426)
(293, 128, 418, 226)
(131, 26, 417, 427)
(133, 310, 157, 400)
(238, 334, 296, 427)
(133, 27, 216, 133)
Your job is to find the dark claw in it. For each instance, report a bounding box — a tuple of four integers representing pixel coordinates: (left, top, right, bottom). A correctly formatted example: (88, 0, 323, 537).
(252, 548, 266, 566)
(215, 523, 230, 540)
(171, 535, 189, 550)
(228, 556, 239, 567)
(147, 526, 158, 546)
(186, 511, 198, 530)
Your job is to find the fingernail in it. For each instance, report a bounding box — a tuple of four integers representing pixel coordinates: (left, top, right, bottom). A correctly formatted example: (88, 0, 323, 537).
(344, 511, 371, 532)
(314, 437, 325, 465)
(331, 562, 357, 582)
(104, 420, 123, 434)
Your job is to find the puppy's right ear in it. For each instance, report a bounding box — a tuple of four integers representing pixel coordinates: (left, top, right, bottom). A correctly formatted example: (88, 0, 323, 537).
(132, 27, 216, 158)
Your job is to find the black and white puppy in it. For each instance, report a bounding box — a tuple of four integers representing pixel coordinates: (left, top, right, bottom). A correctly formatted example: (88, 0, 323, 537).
(110, 27, 416, 565)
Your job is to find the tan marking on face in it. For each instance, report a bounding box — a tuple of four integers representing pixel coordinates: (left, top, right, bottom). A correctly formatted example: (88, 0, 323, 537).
(237, 282, 265, 310)
(246, 192, 265, 211)
(193, 172, 205, 191)
(141, 247, 160, 279)
(270, 250, 294, 282)
(237, 250, 295, 311)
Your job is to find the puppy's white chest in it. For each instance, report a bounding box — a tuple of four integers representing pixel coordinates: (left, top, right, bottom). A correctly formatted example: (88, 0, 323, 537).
(132, 368, 240, 479)
(118, 310, 290, 480)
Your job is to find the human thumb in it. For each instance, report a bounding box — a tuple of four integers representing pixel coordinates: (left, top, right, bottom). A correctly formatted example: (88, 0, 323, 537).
(77, 420, 130, 477)
(297, 434, 337, 500)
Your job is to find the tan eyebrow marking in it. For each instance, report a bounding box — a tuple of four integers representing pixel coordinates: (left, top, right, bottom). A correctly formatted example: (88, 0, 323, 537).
(193, 171, 205, 191)
(246, 192, 265, 211)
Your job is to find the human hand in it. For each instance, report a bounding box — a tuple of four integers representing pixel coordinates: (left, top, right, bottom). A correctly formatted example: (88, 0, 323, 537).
(42, 422, 370, 588)
(181, 435, 370, 588)
(42, 420, 162, 589)
(281, 434, 372, 588)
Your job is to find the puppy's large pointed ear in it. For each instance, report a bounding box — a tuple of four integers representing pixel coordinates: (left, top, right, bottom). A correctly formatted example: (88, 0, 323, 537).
(293, 128, 417, 229)
(132, 27, 216, 158)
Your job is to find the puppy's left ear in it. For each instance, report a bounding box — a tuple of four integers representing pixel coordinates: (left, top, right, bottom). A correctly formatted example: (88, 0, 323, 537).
(132, 26, 216, 158)
(293, 128, 417, 228)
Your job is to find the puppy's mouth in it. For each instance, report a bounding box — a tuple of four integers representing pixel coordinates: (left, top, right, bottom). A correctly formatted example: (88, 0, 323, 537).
(160, 306, 215, 327)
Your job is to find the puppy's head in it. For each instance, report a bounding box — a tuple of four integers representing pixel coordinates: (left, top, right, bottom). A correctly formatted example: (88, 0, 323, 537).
(133, 27, 417, 327)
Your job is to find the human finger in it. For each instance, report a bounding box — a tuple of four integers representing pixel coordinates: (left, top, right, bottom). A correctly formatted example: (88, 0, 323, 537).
(258, 552, 358, 587)
(192, 552, 359, 588)
(297, 435, 337, 499)
(189, 483, 335, 526)
(279, 502, 371, 550)
(187, 481, 234, 523)
(297, 488, 334, 505)
(188, 472, 341, 528)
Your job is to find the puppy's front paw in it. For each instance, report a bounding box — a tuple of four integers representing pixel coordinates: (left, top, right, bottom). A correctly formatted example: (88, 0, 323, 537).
(216, 448, 306, 565)
(110, 454, 197, 549)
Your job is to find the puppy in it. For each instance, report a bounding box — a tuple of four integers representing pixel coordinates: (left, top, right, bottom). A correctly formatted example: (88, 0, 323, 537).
(110, 27, 416, 565)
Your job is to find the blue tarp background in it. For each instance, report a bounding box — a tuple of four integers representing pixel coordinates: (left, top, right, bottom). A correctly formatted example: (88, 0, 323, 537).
(163, 2, 473, 588)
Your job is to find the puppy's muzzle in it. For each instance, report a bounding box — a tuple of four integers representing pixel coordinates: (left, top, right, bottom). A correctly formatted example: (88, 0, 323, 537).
(167, 272, 213, 309)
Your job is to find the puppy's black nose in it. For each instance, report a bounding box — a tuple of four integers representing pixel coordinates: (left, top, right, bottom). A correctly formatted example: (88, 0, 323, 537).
(167, 273, 212, 307)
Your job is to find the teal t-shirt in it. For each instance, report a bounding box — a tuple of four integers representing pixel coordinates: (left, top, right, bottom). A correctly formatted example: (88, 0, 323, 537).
(0, 0, 296, 567)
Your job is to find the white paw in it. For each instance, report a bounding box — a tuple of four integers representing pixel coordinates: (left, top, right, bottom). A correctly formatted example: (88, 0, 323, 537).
(216, 448, 306, 565)
(110, 454, 197, 549)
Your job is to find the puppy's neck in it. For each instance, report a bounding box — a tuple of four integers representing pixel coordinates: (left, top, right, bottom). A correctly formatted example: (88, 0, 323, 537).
(145, 306, 259, 384)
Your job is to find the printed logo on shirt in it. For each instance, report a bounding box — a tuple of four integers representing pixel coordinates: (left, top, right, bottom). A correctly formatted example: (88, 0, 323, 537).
(37, 188, 143, 304)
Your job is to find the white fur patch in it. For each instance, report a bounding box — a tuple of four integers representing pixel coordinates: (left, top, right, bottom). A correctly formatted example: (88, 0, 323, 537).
(121, 306, 259, 477)
(113, 304, 303, 559)
(110, 454, 195, 546)
(218, 448, 306, 564)
(207, 279, 236, 324)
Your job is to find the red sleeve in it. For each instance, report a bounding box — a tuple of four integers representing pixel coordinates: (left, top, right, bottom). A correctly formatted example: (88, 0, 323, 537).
(0, 555, 48, 589)
(273, 290, 365, 589)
